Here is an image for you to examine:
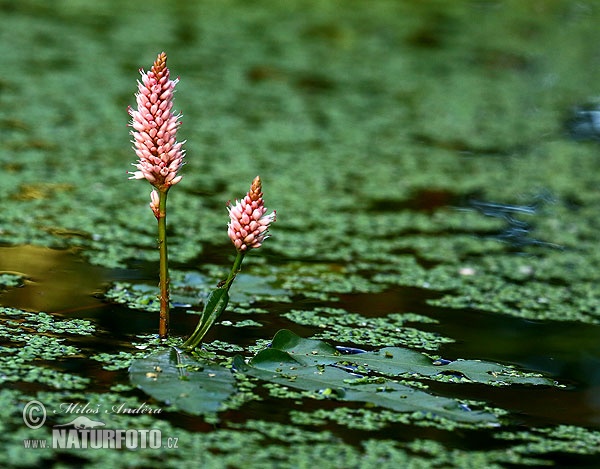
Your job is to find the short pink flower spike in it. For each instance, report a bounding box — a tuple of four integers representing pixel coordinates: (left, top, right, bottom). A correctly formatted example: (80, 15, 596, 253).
(228, 176, 276, 251)
(128, 52, 185, 192)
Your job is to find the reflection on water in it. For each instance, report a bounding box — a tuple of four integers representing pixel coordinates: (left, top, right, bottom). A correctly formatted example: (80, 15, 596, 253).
(0, 245, 108, 313)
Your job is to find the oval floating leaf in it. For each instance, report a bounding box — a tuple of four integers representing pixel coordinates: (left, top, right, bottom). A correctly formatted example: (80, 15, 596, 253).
(129, 348, 236, 415)
(231, 329, 562, 425)
(271, 329, 339, 356)
(232, 354, 498, 425)
(264, 329, 557, 386)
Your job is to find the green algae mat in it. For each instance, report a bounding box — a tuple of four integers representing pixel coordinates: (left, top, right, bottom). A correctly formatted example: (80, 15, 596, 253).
(3, 0, 600, 467)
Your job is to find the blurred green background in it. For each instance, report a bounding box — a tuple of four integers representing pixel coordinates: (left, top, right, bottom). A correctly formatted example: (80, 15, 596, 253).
(2, 0, 600, 269)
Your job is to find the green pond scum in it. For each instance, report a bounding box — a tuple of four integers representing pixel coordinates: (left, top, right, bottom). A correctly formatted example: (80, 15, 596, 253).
(3, 0, 600, 467)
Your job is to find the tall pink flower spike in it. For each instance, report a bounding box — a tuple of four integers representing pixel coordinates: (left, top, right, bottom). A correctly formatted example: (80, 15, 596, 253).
(228, 176, 276, 251)
(128, 52, 185, 192)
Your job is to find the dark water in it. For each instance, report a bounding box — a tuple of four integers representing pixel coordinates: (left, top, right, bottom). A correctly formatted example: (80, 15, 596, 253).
(339, 287, 600, 429)
(1, 244, 599, 469)
(3, 245, 600, 435)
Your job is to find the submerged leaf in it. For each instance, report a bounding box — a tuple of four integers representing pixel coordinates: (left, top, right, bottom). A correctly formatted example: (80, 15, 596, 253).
(129, 348, 236, 415)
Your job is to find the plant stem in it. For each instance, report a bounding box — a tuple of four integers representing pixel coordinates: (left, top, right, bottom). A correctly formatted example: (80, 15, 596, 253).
(157, 189, 170, 338)
(224, 250, 245, 291)
(182, 250, 245, 350)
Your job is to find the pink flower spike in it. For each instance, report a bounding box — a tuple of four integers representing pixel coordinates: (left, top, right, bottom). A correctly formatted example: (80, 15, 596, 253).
(128, 52, 185, 192)
(227, 176, 276, 252)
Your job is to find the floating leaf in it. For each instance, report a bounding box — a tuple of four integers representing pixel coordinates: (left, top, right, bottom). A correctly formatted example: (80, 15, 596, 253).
(129, 348, 236, 415)
(231, 329, 561, 425)
(264, 329, 556, 386)
(232, 354, 498, 425)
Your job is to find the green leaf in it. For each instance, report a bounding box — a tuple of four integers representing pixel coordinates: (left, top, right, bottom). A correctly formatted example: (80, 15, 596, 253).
(265, 329, 556, 386)
(201, 286, 230, 329)
(183, 287, 230, 350)
(265, 329, 341, 366)
(248, 348, 304, 371)
(129, 348, 236, 415)
(231, 330, 561, 425)
(232, 355, 497, 425)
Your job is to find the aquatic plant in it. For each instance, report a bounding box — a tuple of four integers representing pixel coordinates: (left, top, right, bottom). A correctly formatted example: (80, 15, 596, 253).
(132, 329, 558, 420)
(227, 176, 276, 252)
(127, 54, 275, 344)
(183, 176, 276, 350)
(128, 52, 185, 338)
